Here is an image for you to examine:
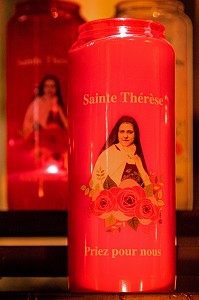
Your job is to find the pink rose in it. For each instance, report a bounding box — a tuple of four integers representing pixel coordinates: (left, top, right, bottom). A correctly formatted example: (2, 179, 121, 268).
(116, 186, 146, 216)
(89, 188, 117, 216)
(135, 199, 160, 221)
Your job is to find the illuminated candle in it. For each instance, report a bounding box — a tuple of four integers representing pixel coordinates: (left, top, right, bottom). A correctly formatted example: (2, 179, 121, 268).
(68, 18, 176, 292)
(6, 0, 85, 210)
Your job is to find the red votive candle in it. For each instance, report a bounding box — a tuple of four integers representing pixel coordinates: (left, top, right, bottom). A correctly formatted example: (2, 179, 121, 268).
(6, 0, 85, 210)
(68, 18, 176, 292)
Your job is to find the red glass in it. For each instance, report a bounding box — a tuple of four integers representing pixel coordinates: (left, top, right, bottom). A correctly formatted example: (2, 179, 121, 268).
(6, 0, 85, 210)
(68, 18, 176, 292)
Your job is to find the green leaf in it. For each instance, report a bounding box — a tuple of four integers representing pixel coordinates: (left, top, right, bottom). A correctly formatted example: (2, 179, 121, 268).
(158, 190, 163, 199)
(81, 185, 87, 191)
(157, 199, 165, 206)
(85, 188, 90, 195)
(127, 217, 140, 231)
(153, 186, 159, 191)
(105, 214, 116, 227)
(89, 190, 94, 197)
(144, 183, 154, 197)
(89, 179, 94, 189)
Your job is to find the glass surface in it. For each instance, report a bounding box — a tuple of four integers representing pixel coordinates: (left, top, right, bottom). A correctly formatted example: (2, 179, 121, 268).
(115, 0, 193, 210)
(6, 0, 85, 210)
(0, 1, 198, 279)
(68, 18, 175, 292)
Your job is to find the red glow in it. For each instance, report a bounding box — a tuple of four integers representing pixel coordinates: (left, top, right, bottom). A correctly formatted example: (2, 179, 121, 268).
(6, 1, 85, 210)
(46, 164, 59, 174)
(68, 18, 175, 292)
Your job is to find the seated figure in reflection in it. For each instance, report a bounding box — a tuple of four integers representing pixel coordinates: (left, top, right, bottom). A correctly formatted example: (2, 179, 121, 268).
(23, 74, 68, 137)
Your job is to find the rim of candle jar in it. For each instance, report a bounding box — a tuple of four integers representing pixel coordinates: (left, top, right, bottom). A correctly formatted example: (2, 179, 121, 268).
(115, 0, 184, 15)
(77, 17, 165, 39)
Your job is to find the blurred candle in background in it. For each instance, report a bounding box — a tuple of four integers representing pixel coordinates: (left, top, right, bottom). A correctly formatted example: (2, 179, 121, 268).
(67, 0, 119, 21)
(6, 0, 85, 210)
(115, 0, 193, 210)
(0, 1, 13, 210)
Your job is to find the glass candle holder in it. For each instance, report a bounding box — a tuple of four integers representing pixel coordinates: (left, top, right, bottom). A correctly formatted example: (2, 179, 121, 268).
(6, 0, 85, 210)
(115, 0, 193, 210)
(68, 17, 175, 293)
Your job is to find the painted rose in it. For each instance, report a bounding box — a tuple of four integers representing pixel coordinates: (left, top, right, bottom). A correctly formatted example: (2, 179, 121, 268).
(89, 188, 117, 217)
(135, 198, 160, 223)
(116, 185, 146, 216)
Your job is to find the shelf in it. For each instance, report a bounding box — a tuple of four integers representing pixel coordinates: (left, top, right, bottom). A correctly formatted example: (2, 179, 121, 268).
(0, 210, 198, 237)
(0, 292, 199, 299)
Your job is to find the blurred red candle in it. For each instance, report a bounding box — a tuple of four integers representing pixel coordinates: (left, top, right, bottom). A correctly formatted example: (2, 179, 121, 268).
(68, 18, 176, 292)
(6, 0, 85, 210)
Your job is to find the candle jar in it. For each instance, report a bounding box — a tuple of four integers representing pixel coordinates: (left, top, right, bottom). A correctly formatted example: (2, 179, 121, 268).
(6, 0, 85, 210)
(115, 0, 193, 210)
(68, 18, 175, 292)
